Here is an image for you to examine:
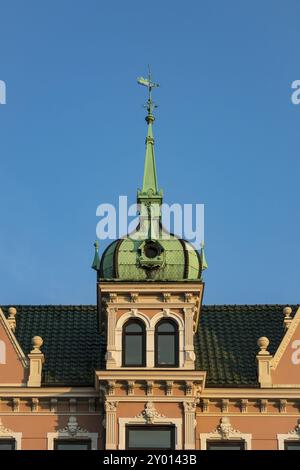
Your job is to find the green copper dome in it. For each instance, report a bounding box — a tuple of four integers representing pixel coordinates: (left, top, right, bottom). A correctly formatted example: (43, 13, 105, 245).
(94, 70, 205, 282)
(99, 234, 202, 281)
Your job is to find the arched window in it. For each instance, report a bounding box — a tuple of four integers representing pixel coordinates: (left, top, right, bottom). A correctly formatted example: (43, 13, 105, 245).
(155, 320, 179, 367)
(122, 320, 146, 367)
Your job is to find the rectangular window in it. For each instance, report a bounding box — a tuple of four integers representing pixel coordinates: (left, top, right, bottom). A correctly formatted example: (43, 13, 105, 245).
(54, 439, 91, 450)
(207, 440, 245, 450)
(126, 425, 175, 450)
(285, 441, 300, 450)
(0, 439, 16, 450)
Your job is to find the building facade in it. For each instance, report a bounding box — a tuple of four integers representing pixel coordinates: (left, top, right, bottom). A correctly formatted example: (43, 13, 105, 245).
(0, 83, 300, 451)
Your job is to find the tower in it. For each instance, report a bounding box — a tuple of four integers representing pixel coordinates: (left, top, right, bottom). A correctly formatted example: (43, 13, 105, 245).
(93, 71, 205, 450)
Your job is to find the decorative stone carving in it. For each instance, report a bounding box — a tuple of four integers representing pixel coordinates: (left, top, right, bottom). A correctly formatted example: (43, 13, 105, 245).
(185, 381, 193, 396)
(105, 401, 118, 412)
(283, 306, 293, 330)
(0, 418, 13, 435)
(194, 384, 202, 399)
(31, 398, 39, 412)
(288, 418, 300, 437)
(60, 416, 88, 437)
(146, 381, 153, 396)
(163, 293, 171, 303)
(109, 293, 117, 303)
(127, 381, 135, 396)
(50, 398, 58, 412)
(166, 381, 173, 396)
(130, 308, 138, 317)
(215, 417, 242, 440)
(136, 402, 166, 424)
(12, 398, 20, 412)
(183, 401, 196, 413)
(130, 293, 139, 303)
(162, 308, 170, 317)
(260, 399, 268, 413)
(201, 398, 209, 412)
(257, 337, 270, 355)
(27, 336, 44, 387)
(279, 399, 287, 413)
(221, 399, 229, 413)
(184, 293, 193, 303)
(31, 336, 43, 353)
(7, 307, 17, 332)
(240, 399, 248, 413)
(107, 381, 116, 396)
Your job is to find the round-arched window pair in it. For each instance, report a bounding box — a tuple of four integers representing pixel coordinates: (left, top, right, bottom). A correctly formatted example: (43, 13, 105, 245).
(122, 319, 179, 367)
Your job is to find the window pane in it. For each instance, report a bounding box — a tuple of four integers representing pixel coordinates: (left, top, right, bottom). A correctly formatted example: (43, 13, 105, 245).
(55, 440, 91, 450)
(0, 439, 15, 450)
(157, 322, 175, 332)
(125, 322, 142, 333)
(285, 441, 300, 450)
(157, 335, 175, 365)
(207, 441, 245, 450)
(127, 427, 174, 449)
(125, 335, 143, 365)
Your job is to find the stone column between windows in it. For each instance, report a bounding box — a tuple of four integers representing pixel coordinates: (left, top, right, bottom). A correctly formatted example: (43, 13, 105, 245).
(148, 327, 155, 367)
(106, 308, 117, 368)
(105, 401, 118, 450)
(184, 308, 195, 368)
(183, 401, 196, 450)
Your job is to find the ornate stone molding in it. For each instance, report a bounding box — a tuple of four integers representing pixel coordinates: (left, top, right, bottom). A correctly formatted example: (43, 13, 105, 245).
(60, 416, 88, 437)
(31, 398, 39, 412)
(130, 293, 139, 303)
(240, 399, 248, 413)
(136, 402, 166, 424)
(183, 401, 196, 413)
(277, 418, 300, 450)
(12, 397, 20, 412)
(221, 399, 229, 413)
(47, 416, 98, 450)
(279, 399, 287, 413)
(185, 381, 193, 396)
(165, 381, 173, 396)
(105, 400, 118, 412)
(146, 381, 153, 396)
(50, 398, 58, 413)
(127, 381, 135, 396)
(199, 417, 252, 450)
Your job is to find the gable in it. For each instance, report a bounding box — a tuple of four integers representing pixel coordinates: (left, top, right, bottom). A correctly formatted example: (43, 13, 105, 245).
(0, 309, 28, 386)
(271, 307, 300, 386)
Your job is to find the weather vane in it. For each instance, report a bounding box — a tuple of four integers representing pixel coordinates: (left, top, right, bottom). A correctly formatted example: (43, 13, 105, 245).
(137, 66, 159, 116)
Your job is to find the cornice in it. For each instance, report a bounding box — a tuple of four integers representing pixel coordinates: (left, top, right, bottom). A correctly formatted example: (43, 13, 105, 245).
(0, 387, 98, 397)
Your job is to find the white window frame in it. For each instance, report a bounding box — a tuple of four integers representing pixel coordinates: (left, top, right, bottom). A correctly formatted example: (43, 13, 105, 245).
(118, 417, 182, 450)
(200, 418, 252, 450)
(113, 309, 184, 368)
(0, 418, 22, 449)
(47, 416, 98, 450)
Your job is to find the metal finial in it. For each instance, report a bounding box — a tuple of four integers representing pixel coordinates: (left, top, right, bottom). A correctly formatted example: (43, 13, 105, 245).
(137, 66, 159, 120)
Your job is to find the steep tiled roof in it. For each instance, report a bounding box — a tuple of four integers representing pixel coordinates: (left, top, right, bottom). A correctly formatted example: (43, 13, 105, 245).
(2, 305, 105, 387)
(2, 304, 297, 387)
(196, 304, 297, 387)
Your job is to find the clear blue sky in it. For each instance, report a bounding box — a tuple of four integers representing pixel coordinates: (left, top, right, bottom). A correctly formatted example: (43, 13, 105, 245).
(0, 1, 299, 305)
